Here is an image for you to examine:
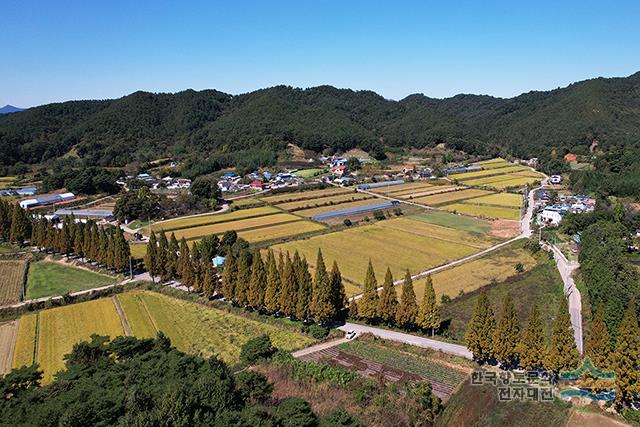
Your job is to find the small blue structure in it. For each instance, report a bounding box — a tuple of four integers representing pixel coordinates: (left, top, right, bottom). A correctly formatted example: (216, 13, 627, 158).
(212, 256, 226, 268)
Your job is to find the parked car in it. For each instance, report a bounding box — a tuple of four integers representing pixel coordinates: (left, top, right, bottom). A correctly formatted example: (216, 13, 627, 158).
(345, 330, 357, 340)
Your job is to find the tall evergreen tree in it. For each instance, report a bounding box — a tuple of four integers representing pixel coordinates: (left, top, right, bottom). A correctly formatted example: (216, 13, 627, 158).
(516, 304, 546, 370)
(587, 306, 611, 368)
(396, 270, 418, 328)
(144, 231, 158, 283)
(358, 260, 379, 322)
(9, 204, 31, 244)
(202, 260, 217, 298)
(74, 223, 85, 259)
(112, 226, 130, 272)
(221, 249, 237, 301)
(157, 232, 170, 282)
(493, 293, 520, 368)
(545, 298, 580, 374)
(177, 238, 190, 279)
(264, 250, 281, 313)
(295, 255, 313, 320)
(235, 250, 252, 307)
(377, 267, 398, 325)
(166, 233, 179, 279)
(279, 254, 298, 317)
(611, 302, 640, 409)
(329, 261, 347, 319)
(248, 251, 266, 309)
(465, 291, 496, 363)
(310, 249, 334, 324)
(417, 275, 440, 336)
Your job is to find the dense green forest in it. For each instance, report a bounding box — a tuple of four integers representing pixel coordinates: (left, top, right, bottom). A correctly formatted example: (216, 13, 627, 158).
(2, 73, 639, 167)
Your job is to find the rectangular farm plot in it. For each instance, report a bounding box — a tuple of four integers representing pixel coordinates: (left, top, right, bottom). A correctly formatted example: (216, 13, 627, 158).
(259, 188, 350, 204)
(26, 261, 116, 300)
(442, 203, 521, 221)
(394, 185, 460, 198)
(451, 166, 529, 181)
(413, 242, 536, 301)
(275, 192, 373, 211)
(116, 293, 158, 338)
(372, 181, 434, 195)
(121, 291, 314, 363)
(151, 206, 280, 233)
(0, 260, 26, 305)
(409, 211, 492, 234)
(168, 213, 303, 241)
(36, 298, 124, 382)
(464, 193, 523, 208)
(12, 313, 37, 369)
(472, 158, 507, 166)
(236, 220, 325, 243)
(296, 199, 390, 218)
(413, 189, 493, 206)
(490, 176, 541, 189)
(271, 217, 495, 293)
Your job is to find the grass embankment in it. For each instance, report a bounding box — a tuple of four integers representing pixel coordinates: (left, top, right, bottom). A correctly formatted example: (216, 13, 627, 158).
(25, 261, 116, 300)
(436, 379, 571, 427)
(440, 252, 564, 343)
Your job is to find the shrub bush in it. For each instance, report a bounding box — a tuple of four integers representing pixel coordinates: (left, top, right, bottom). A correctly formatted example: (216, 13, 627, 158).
(239, 334, 275, 364)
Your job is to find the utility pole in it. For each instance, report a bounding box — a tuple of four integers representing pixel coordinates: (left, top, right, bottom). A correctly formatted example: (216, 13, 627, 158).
(129, 255, 133, 279)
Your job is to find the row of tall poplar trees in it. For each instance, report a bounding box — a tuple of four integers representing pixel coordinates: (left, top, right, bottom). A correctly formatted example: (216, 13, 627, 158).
(465, 291, 639, 409)
(144, 228, 348, 325)
(353, 261, 441, 335)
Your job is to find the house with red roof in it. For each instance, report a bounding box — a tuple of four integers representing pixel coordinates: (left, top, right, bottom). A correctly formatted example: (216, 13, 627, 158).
(564, 153, 577, 163)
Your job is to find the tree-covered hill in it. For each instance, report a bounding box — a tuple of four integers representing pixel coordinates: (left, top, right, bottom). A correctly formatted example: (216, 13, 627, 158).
(1, 72, 640, 167)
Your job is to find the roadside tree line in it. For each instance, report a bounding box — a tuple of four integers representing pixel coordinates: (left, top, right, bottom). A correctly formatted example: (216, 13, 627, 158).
(143, 230, 348, 325)
(465, 291, 639, 410)
(351, 262, 441, 335)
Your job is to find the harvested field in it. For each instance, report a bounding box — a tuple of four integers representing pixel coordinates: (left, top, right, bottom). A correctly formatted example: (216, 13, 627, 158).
(452, 165, 529, 181)
(490, 176, 541, 189)
(412, 189, 493, 206)
(396, 185, 461, 199)
(372, 181, 434, 195)
(259, 188, 350, 204)
(236, 220, 326, 243)
(296, 199, 389, 218)
(150, 206, 280, 233)
(272, 217, 496, 293)
(463, 173, 529, 186)
(512, 170, 547, 178)
(409, 211, 492, 234)
(0, 321, 17, 375)
(464, 192, 523, 208)
(12, 314, 37, 369)
(475, 161, 513, 169)
(472, 158, 507, 166)
(37, 298, 124, 382)
(168, 212, 302, 241)
(413, 240, 536, 301)
(442, 203, 521, 220)
(275, 192, 373, 211)
(0, 260, 26, 305)
(119, 291, 313, 363)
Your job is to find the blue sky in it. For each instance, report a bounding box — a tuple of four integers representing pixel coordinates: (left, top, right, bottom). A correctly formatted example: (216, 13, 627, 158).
(2, 0, 640, 107)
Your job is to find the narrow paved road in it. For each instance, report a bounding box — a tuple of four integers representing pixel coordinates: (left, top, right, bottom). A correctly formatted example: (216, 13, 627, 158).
(545, 243, 583, 354)
(291, 338, 348, 358)
(338, 322, 473, 359)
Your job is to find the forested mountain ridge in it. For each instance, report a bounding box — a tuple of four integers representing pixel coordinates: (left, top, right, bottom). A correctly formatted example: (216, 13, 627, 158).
(1, 72, 639, 167)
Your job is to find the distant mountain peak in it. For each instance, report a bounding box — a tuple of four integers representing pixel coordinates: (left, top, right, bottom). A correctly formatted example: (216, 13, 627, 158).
(0, 105, 25, 115)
